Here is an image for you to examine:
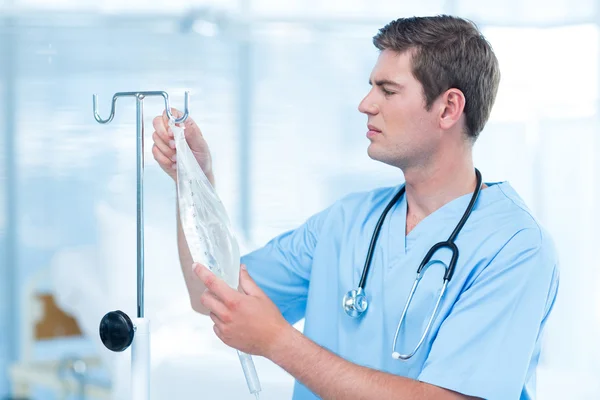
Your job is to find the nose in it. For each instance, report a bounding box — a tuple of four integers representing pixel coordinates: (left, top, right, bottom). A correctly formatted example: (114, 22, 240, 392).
(358, 91, 378, 115)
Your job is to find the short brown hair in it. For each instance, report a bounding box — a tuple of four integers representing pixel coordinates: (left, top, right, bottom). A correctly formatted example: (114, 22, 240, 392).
(373, 15, 500, 140)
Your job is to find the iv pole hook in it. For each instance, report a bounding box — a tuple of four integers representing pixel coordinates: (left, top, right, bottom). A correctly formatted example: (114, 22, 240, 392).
(93, 90, 189, 124)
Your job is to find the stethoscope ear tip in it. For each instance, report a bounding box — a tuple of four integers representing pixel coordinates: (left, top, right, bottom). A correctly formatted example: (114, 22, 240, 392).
(391, 352, 401, 360)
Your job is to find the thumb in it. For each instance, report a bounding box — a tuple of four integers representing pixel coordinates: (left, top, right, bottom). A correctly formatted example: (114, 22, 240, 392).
(183, 116, 205, 147)
(239, 264, 262, 297)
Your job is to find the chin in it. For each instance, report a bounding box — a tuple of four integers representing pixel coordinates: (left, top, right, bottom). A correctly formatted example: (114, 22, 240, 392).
(367, 145, 403, 169)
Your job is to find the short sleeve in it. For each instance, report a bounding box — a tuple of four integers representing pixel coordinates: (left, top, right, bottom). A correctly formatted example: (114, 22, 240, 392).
(417, 228, 560, 400)
(241, 206, 333, 325)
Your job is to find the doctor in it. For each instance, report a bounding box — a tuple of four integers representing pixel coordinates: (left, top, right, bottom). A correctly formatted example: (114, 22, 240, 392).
(152, 15, 559, 400)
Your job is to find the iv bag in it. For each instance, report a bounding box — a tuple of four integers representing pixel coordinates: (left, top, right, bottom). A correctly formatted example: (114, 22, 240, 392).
(172, 121, 263, 399)
(173, 121, 240, 289)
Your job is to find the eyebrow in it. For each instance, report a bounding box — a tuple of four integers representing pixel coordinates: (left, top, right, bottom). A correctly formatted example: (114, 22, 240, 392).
(369, 79, 403, 88)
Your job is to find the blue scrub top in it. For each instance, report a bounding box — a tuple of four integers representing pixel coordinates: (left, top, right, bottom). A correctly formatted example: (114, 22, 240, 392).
(241, 181, 560, 400)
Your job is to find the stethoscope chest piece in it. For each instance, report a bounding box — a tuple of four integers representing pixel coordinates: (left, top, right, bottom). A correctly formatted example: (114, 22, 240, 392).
(343, 287, 368, 318)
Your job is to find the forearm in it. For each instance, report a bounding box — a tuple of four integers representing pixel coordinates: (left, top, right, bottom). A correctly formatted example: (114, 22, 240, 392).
(268, 326, 470, 400)
(175, 172, 215, 314)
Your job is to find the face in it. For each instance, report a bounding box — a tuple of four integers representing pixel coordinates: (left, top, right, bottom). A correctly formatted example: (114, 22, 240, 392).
(358, 49, 444, 170)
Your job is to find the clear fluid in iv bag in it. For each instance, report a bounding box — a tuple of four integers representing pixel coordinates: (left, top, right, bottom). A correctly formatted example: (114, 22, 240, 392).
(174, 124, 241, 290)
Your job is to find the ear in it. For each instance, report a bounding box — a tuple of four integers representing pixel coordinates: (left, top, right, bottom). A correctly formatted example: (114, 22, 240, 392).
(439, 88, 466, 131)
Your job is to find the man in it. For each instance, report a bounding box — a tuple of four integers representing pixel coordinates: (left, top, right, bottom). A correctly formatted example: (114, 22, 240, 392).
(152, 15, 559, 400)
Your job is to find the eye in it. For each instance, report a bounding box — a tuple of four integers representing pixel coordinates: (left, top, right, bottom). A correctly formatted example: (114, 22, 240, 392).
(382, 88, 395, 96)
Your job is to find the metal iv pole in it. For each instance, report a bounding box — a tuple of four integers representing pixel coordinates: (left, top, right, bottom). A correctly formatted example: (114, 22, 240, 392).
(92, 91, 189, 400)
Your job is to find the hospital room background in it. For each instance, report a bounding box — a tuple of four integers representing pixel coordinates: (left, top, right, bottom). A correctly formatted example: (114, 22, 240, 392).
(0, 0, 598, 398)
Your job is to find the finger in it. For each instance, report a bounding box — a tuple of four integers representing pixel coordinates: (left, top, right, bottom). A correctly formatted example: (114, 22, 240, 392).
(238, 265, 248, 294)
(162, 108, 183, 131)
(152, 144, 176, 171)
(213, 323, 225, 342)
(183, 114, 199, 133)
(237, 283, 246, 294)
(238, 264, 263, 297)
(194, 263, 241, 308)
(153, 114, 171, 141)
(209, 311, 222, 325)
(182, 117, 207, 147)
(153, 123, 176, 151)
(201, 290, 231, 322)
(211, 315, 228, 344)
(152, 131, 175, 160)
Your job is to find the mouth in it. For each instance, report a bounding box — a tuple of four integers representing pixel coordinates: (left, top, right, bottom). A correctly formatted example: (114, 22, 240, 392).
(367, 124, 382, 138)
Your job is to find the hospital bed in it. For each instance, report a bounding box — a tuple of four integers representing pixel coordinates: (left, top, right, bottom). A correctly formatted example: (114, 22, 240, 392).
(8, 267, 112, 399)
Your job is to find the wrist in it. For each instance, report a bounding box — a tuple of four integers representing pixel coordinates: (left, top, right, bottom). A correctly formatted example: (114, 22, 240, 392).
(266, 323, 298, 363)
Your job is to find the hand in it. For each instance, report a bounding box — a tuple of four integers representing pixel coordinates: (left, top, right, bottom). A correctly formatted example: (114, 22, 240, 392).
(151, 108, 214, 183)
(194, 263, 291, 358)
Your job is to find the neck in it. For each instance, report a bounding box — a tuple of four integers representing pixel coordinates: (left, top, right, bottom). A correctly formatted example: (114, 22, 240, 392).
(402, 148, 482, 225)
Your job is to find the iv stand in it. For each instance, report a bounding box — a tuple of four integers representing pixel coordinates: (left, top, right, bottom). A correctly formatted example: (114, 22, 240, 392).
(92, 91, 190, 400)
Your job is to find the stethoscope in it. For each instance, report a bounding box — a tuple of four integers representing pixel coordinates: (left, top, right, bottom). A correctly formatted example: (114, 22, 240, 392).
(342, 169, 483, 360)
